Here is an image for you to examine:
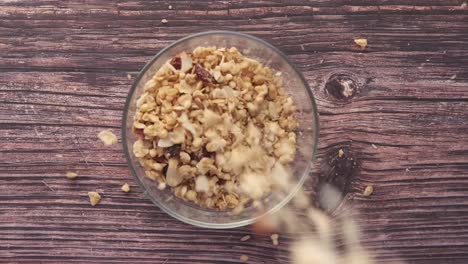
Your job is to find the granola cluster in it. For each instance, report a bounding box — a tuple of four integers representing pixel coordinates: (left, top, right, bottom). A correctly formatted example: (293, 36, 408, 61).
(132, 46, 298, 210)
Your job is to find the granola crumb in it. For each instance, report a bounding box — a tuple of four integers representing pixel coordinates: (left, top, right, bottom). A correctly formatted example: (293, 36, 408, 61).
(98, 130, 118, 146)
(121, 183, 130, 193)
(338, 149, 345, 158)
(271, 233, 279, 245)
(240, 235, 251, 242)
(88, 191, 101, 206)
(161, 18, 168, 24)
(240, 255, 249, 262)
(354, 38, 368, 49)
(66, 172, 78, 179)
(127, 73, 132, 80)
(363, 185, 373, 196)
(371, 144, 378, 149)
(168, 5, 173, 9)
(157, 182, 167, 190)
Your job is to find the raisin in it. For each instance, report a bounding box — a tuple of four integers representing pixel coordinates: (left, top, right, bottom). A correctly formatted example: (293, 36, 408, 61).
(194, 64, 216, 85)
(170, 57, 181, 70)
(152, 156, 166, 163)
(190, 147, 213, 161)
(166, 144, 181, 158)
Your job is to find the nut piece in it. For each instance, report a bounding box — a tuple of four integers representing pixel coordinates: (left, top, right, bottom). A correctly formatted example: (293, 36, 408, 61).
(179, 151, 191, 164)
(363, 185, 374, 196)
(185, 190, 197, 201)
(98, 130, 118, 146)
(88, 191, 101, 206)
(195, 175, 210, 192)
(121, 183, 130, 193)
(161, 18, 168, 24)
(133, 139, 149, 158)
(180, 52, 193, 73)
(166, 158, 182, 187)
(66, 172, 78, 179)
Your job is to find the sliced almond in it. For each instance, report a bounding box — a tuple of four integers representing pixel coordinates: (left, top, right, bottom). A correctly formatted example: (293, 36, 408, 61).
(166, 158, 182, 187)
(180, 52, 193, 73)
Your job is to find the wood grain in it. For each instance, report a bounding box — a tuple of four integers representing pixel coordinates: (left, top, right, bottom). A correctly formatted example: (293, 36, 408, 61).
(1, 0, 468, 263)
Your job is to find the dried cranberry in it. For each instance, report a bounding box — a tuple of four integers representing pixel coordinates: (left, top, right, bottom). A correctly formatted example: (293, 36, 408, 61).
(194, 64, 215, 85)
(133, 128, 144, 139)
(170, 57, 181, 70)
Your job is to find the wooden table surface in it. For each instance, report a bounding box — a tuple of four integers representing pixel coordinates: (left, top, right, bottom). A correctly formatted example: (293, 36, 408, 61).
(1, 1, 468, 263)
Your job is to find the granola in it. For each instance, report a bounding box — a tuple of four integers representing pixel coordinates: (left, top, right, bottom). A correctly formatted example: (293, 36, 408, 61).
(132, 46, 298, 210)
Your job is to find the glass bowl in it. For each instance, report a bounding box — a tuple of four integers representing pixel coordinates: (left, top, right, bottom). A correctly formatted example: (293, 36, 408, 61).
(122, 31, 319, 228)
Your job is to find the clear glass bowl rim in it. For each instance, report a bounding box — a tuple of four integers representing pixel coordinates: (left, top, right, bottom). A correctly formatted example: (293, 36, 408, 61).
(122, 30, 320, 228)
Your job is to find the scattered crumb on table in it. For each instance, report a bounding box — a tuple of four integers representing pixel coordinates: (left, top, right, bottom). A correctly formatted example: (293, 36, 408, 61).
(338, 149, 345, 158)
(88, 191, 102, 206)
(363, 185, 374, 196)
(271, 233, 279, 246)
(66, 172, 78, 179)
(98, 130, 118, 146)
(371, 144, 378, 149)
(354, 38, 368, 49)
(240, 235, 251, 242)
(240, 255, 249, 262)
(161, 19, 168, 24)
(121, 183, 130, 193)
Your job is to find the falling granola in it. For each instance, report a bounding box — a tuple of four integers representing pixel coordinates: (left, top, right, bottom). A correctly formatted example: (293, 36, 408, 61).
(132, 46, 299, 210)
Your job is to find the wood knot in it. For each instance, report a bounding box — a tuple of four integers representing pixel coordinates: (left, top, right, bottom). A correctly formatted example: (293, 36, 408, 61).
(317, 147, 358, 212)
(325, 73, 360, 101)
